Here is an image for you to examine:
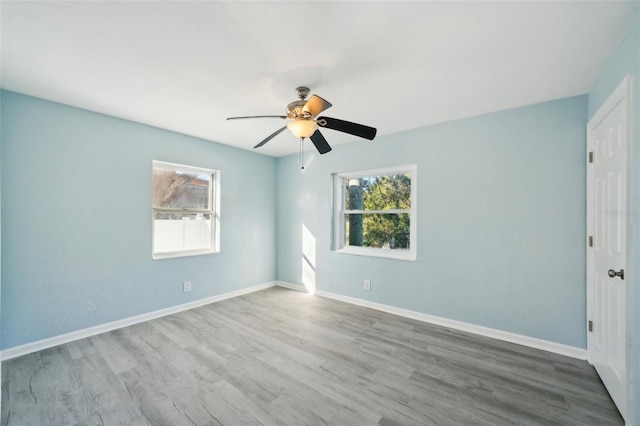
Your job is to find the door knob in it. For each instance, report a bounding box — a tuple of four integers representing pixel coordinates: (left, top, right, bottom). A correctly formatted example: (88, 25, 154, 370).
(608, 269, 624, 280)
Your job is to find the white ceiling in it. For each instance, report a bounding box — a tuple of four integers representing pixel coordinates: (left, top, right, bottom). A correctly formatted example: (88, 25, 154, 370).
(1, 1, 638, 157)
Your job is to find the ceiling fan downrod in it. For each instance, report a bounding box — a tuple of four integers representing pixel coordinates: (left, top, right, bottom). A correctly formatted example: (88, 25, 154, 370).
(295, 86, 310, 100)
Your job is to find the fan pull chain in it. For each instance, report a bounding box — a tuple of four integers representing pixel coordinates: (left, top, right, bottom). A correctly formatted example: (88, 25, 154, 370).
(300, 137, 305, 170)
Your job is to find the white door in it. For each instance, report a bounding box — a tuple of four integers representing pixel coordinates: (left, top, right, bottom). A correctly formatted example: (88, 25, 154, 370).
(587, 75, 632, 423)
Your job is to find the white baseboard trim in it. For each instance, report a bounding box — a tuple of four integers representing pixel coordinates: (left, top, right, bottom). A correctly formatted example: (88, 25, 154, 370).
(275, 281, 308, 292)
(4, 280, 586, 362)
(276, 281, 587, 360)
(1, 281, 278, 361)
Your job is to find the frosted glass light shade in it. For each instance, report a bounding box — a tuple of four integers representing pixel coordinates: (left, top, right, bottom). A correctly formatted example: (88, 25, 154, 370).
(287, 119, 318, 138)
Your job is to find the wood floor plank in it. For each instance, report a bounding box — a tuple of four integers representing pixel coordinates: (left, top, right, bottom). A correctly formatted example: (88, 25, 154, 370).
(2, 287, 624, 425)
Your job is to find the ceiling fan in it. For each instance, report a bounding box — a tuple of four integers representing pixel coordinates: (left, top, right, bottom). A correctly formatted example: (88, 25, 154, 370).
(226, 87, 377, 156)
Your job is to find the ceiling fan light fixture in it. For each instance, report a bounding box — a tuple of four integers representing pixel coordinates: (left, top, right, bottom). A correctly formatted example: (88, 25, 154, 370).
(287, 119, 317, 138)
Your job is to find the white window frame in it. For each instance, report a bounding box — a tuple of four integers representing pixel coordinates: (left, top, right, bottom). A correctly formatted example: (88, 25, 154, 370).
(332, 164, 417, 261)
(152, 161, 220, 260)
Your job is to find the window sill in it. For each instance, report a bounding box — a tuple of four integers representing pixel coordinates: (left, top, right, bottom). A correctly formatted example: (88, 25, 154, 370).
(152, 248, 218, 260)
(335, 246, 416, 261)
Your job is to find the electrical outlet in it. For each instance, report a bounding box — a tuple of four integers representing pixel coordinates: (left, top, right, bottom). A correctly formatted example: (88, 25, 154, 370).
(183, 281, 192, 292)
(364, 279, 371, 290)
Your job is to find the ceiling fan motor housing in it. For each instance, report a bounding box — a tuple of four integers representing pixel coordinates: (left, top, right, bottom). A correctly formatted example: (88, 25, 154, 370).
(287, 100, 308, 119)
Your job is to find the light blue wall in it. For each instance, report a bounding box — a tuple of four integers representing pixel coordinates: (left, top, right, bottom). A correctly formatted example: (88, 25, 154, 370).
(588, 14, 640, 425)
(0, 91, 277, 349)
(277, 95, 588, 348)
(0, 89, 3, 379)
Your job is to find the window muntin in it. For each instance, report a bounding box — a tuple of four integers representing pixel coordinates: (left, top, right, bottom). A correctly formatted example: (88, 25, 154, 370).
(334, 165, 416, 260)
(152, 161, 220, 259)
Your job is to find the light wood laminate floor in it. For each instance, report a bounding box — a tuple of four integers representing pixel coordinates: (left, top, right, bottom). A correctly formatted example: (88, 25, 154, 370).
(2, 287, 623, 425)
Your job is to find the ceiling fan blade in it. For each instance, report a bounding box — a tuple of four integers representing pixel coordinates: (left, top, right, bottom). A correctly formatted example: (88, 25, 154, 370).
(317, 116, 377, 140)
(227, 115, 287, 120)
(309, 130, 332, 154)
(303, 95, 332, 117)
(254, 126, 287, 149)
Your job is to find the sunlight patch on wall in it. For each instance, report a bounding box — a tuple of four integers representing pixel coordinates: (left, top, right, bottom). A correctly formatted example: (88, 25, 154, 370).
(302, 224, 316, 294)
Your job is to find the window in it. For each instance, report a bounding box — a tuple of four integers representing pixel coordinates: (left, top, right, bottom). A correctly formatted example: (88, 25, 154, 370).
(333, 165, 416, 260)
(152, 161, 220, 259)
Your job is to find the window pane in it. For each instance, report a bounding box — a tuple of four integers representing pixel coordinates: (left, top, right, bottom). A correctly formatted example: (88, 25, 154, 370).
(344, 213, 410, 249)
(345, 174, 411, 211)
(153, 168, 211, 209)
(153, 212, 212, 254)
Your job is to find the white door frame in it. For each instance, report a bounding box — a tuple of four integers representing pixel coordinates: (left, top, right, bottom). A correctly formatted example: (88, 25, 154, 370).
(586, 74, 633, 424)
